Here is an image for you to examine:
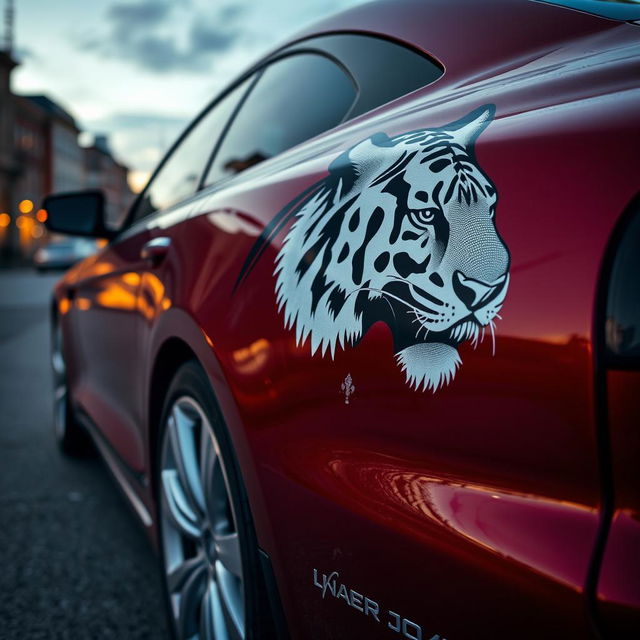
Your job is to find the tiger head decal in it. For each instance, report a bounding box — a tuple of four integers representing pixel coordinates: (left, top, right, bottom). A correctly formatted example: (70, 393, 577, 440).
(238, 104, 510, 392)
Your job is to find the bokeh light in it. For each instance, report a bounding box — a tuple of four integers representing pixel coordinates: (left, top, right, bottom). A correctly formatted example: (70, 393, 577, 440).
(18, 199, 34, 214)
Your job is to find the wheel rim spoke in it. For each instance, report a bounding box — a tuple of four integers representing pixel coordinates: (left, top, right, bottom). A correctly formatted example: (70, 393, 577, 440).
(168, 407, 205, 512)
(199, 582, 215, 640)
(201, 580, 228, 640)
(200, 423, 220, 525)
(177, 562, 207, 640)
(215, 532, 242, 578)
(216, 560, 245, 640)
(161, 469, 201, 539)
(52, 327, 67, 439)
(52, 327, 66, 379)
(167, 553, 206, 594)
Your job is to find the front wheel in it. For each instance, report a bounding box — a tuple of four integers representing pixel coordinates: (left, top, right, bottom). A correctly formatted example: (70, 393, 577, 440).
(51, 321, 91, 456)
(156, 361, 276, 640)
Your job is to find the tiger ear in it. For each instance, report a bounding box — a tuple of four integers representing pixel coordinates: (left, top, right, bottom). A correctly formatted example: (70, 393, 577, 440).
(448, 104, 495, 147)
(329, 132, 400, 191)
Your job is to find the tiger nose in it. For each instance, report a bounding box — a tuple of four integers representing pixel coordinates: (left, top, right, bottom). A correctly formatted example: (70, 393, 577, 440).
(453, 271, 505, 310)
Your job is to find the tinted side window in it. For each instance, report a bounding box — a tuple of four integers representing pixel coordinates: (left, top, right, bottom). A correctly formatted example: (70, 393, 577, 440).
(204, 54, 356, 186)
(130, 78, 251, 223)
(309, 34, 443, 118)
(606, 208, 640, 360)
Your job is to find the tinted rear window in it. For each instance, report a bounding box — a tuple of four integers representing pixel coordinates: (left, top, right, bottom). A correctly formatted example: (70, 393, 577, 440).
(290, 34, 443, 118)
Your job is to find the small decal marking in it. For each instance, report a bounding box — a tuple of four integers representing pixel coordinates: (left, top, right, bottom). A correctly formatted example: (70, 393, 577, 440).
(340, 373, 355, 404)
(313, 568, 447, 639)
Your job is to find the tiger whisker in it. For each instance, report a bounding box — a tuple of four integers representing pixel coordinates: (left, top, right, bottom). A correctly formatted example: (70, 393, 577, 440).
(489, 320, 496, 356)
(409, 308, 430, 340)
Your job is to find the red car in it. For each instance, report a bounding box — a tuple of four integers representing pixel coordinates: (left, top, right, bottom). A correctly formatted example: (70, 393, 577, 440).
(45, 1, 640, 638)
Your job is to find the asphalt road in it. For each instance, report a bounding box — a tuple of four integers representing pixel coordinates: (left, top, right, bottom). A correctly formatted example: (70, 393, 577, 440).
(0, 268, 170, 639)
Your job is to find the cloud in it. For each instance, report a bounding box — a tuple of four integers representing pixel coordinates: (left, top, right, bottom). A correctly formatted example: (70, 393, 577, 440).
(218, 5, 245, 22)
(80, 0, 246, 73)
(108, 0, 172, 40)
(190, 21, 240, 54)
(124, 35, 189, 72)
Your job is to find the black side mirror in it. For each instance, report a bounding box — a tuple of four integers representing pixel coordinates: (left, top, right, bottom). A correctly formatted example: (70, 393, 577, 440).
(42, 190, 112, 238)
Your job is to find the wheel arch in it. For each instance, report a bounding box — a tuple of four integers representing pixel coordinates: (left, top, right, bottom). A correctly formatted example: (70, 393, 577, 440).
(144, 309, 275, 553)
(147, 336, 198, 504)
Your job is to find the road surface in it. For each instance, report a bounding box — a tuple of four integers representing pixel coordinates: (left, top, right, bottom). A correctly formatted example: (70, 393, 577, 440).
(0, 268, 169, 639)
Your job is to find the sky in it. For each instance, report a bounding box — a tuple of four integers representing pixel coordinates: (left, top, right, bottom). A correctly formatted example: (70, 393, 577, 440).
(12, 0, 364, 191)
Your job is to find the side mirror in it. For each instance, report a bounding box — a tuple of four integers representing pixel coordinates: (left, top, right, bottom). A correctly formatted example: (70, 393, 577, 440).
(42, 190, 112, 238)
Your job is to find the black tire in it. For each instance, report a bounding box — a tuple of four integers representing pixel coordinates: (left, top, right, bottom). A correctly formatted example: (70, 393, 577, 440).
(51, 320, 92, 456)
(155, 360, 277, 640)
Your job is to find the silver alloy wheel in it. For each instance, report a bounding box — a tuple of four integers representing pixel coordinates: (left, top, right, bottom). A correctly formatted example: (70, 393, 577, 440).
(160, 396, 245, 640)
(52, 324, 68, 441)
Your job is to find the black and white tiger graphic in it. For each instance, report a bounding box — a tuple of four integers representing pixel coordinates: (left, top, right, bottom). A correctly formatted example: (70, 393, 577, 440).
(237, 104, 510, 392)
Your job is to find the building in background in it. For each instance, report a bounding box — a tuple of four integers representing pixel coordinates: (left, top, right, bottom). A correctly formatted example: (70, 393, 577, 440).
(13, 95, 47, 202)
(9, 93, 48, 253)
(0, 51, 134, 263)
(84, 135, 134, 229)
(0, 48, 18, 256)
(26, 95, 84, 194)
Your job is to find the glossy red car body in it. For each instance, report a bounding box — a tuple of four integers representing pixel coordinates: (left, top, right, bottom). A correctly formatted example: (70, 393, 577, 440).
(51, 1, 640, 638)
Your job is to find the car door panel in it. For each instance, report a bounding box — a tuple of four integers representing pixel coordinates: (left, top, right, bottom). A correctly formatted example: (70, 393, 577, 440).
(66, 230, 151, 471)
